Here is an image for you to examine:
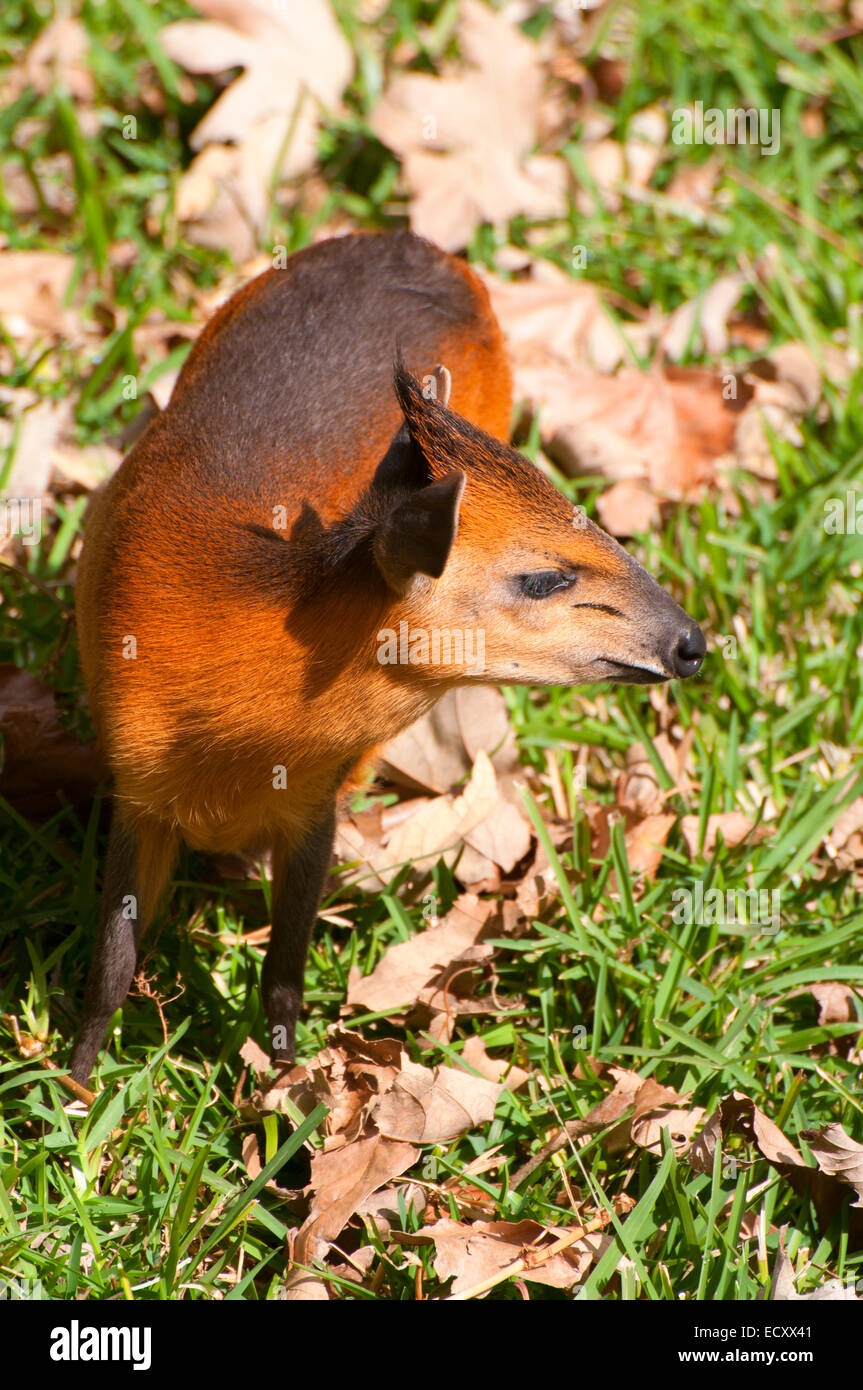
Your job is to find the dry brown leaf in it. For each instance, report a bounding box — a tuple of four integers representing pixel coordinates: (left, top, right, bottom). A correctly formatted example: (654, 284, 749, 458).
(171, 130, 292, 263)
(255, 1027, 504, 1153)
(629, 1080, 705, 1155)
(3, 17, 95, 108)
(356, 1185, 426, 1240)
(582, 1065, 644, 1128)
(730, 1094, 808, 1167)
(689, 1092, 806, 1177)
(0, 162, 42, 219)
(733, 341, 824, 483)
(595, 480, 660, 537)
(801, 1124, 863, 1205)
(293, 1134, 419, 1266)
(463, 792, 532, 875)
(354, 1183, 426, 1240)
(370, 0, 566, 250)
(377, 689, 530, 876)
(481, 259, 649, 375)
(253, 1029, 403, 1141)
(665, 154, 722, 216)
(486, 259, 818, 513)
(513, 359, 747, 498)
(515, 868, 545, 921)
(378, 696, 471, 795)
(760, 341, 822, 414)
(661, 272, 747, 361)
(281, 1271, 330, 1301)
(809, 983, 860, 1027)
(604, 1078, 693, 1156)
(802, 982, 862, 1059)
(686, 1108, 722, 1175)
(591, 1080, 651, 1157)
(335, 753, 502, 886)
(0, 394, 73, 500)
(770, 1248, 859, 1302)
(0, 665, 104, 817)
(825, 796, 863, 872)
(618, 735, 693, 816)
(379, 748, 498, 877)
(577, 137, 624, 215)
(583, 44, 627, 98)
(419, 1216, 605, 1294)
(621, 812, 676, 880)
(689, 1097, 863, 1246)
(259, 1030, 507, 1151)
(50, 442, 123, 492)
(459, 1035, 530, 1091)
(161, 0, 351, 149)
(454, 686, 520, 774)
(0, 251, 77, 345)
(585, 803, 675, 888)
(375, 1059, 501, 1143)
(624, 106, 667, 191)
(378, 686, 517, 794)
(679, 811, 774, 858)
(573, 105, 666, 217)
(160, 0, 353, 252)
(239, 1035, 272, 1077)
(346, 893, 494, 1015)
(630, 1078, 683, 1115)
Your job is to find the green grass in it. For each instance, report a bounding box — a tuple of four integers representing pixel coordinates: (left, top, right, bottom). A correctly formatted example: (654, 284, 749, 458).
(2, 0, 863, 1300)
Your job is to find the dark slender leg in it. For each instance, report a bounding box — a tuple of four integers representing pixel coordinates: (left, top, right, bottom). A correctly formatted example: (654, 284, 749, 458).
(262, 805, 336, 1065)
(68, 811, 176, 1084)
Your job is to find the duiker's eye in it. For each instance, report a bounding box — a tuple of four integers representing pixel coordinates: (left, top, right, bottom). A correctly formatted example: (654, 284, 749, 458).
(517, 571, 576, 600)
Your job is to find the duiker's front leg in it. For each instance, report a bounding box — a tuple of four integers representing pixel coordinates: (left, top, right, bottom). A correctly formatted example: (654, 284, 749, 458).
(262, 807, 336, 1065)
(69, 811, 178, 1084)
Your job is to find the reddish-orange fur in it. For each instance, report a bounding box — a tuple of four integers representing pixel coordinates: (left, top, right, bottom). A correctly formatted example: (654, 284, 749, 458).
(69, 231, 703, 1082)
(77, 247, 511, 864)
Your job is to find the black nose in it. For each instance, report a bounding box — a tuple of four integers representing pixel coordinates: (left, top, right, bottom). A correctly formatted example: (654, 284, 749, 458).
(670, 625, 706, 678)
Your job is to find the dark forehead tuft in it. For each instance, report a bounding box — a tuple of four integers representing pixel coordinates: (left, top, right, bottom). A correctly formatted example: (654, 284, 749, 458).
(394, 363, 567, 522)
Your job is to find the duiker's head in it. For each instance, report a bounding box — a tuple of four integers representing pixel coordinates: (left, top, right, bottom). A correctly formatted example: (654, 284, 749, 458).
(367, 365, 704, 688)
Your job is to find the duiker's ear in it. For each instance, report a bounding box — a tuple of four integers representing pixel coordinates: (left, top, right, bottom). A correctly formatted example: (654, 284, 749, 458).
(427, 364, 451, 407)
(394, 361, 462, 482)
(370, 421, 427, 492)
(373, 469, 466, 594)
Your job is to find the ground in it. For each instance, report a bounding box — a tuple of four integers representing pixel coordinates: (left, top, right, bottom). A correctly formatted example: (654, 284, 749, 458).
(1, 0, 862, 1302)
